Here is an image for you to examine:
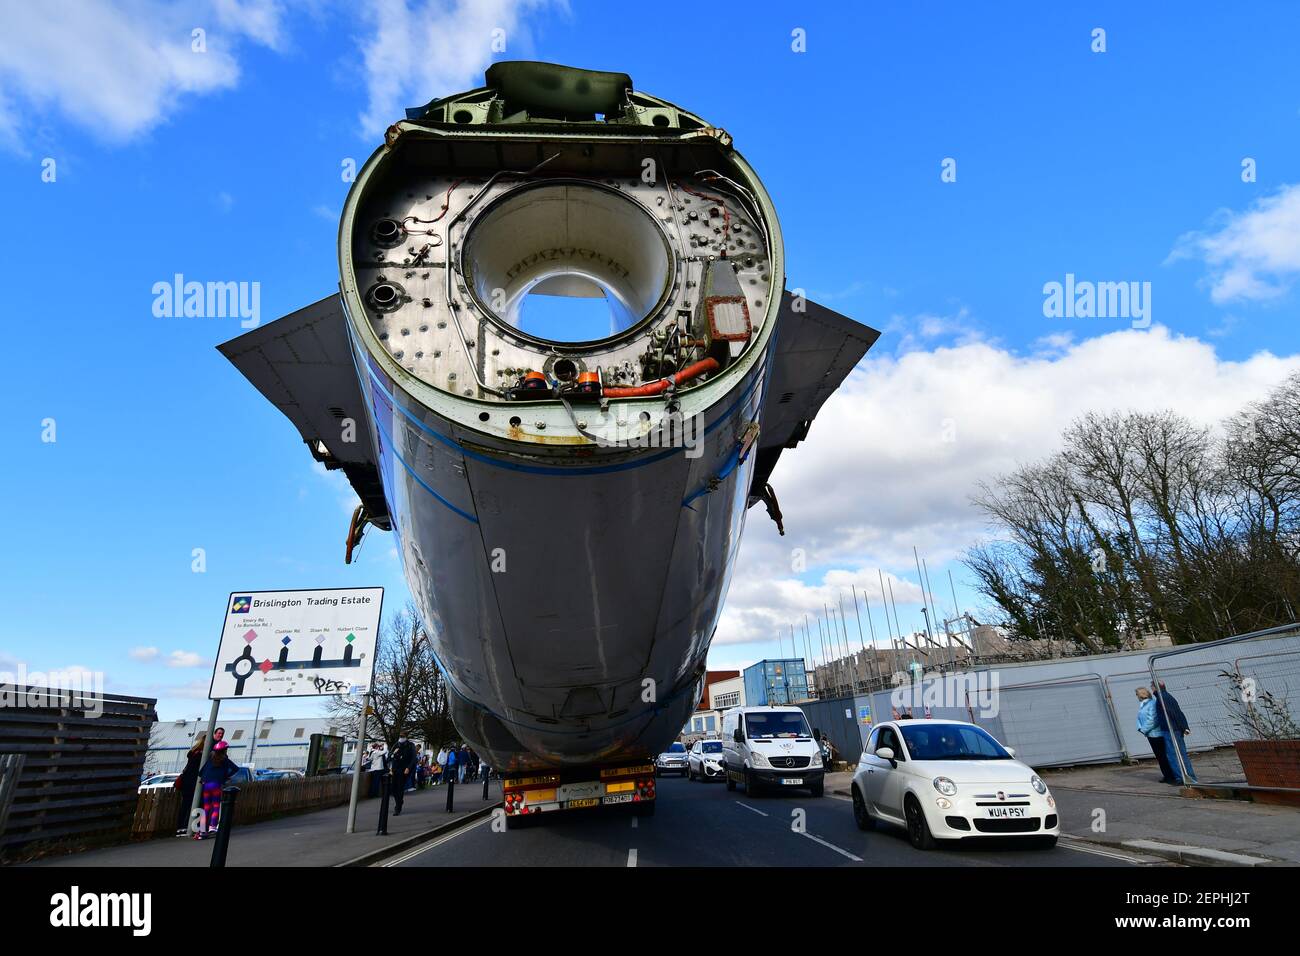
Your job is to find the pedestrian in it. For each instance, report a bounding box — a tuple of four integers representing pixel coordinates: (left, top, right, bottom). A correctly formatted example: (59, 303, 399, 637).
(445, 744, 458, 785)
(1153, 682, 1198, 784)
(173, 732, 205, 836)
(478, 755, 489, 783)
(195, 740, 239, 839)
(467, 749, 479, 782)
(436, 746, 448, 785)
(458, 744, 470, 783)
(367, 742, 387, 797)
(409, 745, 422, 791)
(1134, 687, 1175, 783)
(389, 736, 417, 814)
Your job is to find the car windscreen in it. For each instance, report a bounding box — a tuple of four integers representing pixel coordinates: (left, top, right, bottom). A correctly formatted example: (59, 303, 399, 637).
(668, 743, 686, 753)
(744, 712, 811, 739)
(900, 724, 1010, 760)
(702, 741, 723, 753)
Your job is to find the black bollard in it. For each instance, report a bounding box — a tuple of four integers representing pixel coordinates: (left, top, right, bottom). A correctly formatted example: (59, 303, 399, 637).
(482, 771, 490, 801)
(377, 774, 390, 835)
(209, 786, 240, 868)
(445, 775, 455, 813)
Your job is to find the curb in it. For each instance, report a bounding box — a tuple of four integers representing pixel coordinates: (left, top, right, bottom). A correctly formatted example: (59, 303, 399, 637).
(335, 802, 502, 867)
(1062, 834, 1277, 867)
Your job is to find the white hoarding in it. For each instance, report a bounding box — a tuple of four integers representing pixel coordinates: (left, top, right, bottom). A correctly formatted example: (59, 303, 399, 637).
(208, 588, 384, 700)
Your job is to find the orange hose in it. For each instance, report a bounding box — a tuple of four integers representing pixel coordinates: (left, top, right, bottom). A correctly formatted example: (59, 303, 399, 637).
(602, 358, 719, 397)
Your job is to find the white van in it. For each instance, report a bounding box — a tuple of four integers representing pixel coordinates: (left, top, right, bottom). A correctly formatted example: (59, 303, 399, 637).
(721, 706, 824, 796)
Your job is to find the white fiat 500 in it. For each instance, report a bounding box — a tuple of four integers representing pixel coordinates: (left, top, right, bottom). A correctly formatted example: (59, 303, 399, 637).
(850, 720, 1059, 849)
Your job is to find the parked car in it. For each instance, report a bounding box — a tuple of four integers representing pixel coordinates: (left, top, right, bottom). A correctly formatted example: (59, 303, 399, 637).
(687, 739, 726, 781)
(654, 742, 689, 776)
(721, 706, 824, 796)
(850, 719, 1059, 850)
(137, 773, 179, 793)
(256, 769, 305, 781)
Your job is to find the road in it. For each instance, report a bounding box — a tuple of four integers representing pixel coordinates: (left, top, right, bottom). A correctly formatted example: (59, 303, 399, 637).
(391, 775, 1137, 867)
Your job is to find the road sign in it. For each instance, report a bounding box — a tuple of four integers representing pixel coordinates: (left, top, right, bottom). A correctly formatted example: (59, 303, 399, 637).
(208, 588, 383, 699)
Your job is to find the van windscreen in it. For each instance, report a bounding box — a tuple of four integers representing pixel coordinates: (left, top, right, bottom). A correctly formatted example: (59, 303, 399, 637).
(744, 712, 811, 739)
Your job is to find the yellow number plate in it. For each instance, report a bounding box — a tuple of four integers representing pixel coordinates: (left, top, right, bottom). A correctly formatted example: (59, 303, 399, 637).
(568, 798, 599, 808)
(525, 789, 556, 803)
(600, 764, 653, 779)
(604, 781, 636, 794)
(505, 774, 560, 789)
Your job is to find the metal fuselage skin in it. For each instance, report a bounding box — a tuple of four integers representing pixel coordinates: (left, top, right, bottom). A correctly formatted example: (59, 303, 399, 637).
(337, 107, 783, 773)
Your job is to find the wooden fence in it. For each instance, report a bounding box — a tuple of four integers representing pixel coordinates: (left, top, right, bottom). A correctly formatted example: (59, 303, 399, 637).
(0, 687, 155, 860)
(132, 773, 357, 838)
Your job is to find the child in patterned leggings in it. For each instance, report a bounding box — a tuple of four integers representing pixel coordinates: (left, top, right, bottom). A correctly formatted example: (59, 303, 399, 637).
(194, 740, 240, 839)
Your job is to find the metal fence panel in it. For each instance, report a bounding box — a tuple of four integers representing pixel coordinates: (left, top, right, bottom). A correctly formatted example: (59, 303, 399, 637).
(1150, 625, 1300, 785)
(993, 677, 1125, 767)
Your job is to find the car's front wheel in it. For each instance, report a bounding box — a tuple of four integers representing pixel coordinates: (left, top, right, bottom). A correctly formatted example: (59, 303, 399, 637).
(745, 769, 761, 796)
(725, 769, 736, 791)
(852, 786, 874, 830)
(904, 795, 937, 850)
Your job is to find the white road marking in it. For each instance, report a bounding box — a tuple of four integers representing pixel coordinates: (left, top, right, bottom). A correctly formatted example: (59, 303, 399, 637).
(800, 831, 864, 862)
(627, 848, 637, 867)
(1059, 838, 1149, 864)
(735, 802, 768, 817)
(631, 817, 638, 829)
(379, 815, 491, 867)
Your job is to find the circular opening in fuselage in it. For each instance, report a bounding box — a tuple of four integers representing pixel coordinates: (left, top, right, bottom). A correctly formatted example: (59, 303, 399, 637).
(462, 181, 674, 345)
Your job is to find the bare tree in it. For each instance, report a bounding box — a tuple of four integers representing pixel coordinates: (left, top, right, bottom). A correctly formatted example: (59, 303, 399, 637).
(966, 373, 1300, 649)
(325, 600, 456, 749)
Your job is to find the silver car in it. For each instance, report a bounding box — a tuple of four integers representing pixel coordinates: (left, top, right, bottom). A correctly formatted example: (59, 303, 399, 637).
(654, 742, 689, 776)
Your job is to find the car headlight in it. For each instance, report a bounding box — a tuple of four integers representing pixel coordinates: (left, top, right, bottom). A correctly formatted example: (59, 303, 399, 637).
(932, 776, 957, 796)
(1031, 775, 1047, 794)
(751, 752, 768, 768)
(810, 753, 822, 768)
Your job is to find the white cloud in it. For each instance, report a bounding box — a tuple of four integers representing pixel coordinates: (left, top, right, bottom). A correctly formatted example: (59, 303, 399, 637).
(0, 1, 285, 146)
(130, 646, 161, 662)
(356, 0, 557, 138)
(711, 326, 1300, 662)
(167, 650, 206, 669)
(1170, 183, 1300, 304)
(714, 569, 923, 648)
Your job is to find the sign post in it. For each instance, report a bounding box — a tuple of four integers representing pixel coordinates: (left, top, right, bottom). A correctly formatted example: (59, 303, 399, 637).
(346, 690, 370, 834)
(205, 587, 383, 837)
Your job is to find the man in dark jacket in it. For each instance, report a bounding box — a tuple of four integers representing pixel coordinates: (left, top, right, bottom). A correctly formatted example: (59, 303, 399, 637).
(389, 736, 417, 815)
(1153, 682, 1198, 784)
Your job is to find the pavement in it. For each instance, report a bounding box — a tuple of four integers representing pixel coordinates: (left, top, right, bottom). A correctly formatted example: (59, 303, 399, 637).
(21, 779, 502, 868)
(1037, 756, 1300, 866)
(391, 774, 1134, 867)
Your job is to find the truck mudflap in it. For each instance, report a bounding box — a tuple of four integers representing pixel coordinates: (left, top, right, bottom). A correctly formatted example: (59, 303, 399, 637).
(502, 763, 656, 816)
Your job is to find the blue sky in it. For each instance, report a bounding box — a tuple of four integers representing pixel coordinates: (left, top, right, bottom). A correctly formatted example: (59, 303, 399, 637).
(3, 1, 1299, 720)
